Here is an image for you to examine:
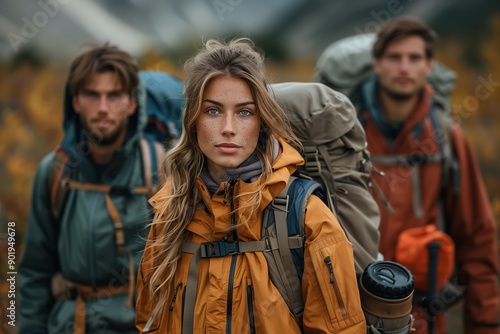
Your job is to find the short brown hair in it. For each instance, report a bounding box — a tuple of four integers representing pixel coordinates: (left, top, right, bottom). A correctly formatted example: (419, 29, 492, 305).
(373, 16, 437, 59)
(68, 42, 139, 96)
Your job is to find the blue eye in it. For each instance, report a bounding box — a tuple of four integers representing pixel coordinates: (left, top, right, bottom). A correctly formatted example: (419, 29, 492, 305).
(239, 109, 253, 116)
(206, 108, 220, 115)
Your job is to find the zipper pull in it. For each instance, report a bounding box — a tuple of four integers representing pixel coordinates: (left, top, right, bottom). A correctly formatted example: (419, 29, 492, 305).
(324, 256, 335, 284)
(169, 282, 183, 311)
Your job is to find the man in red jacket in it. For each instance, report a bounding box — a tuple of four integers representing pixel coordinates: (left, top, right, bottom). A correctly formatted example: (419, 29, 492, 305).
(358, 17, 499, 334)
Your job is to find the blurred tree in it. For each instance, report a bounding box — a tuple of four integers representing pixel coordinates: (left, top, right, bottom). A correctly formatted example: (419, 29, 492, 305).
(0, 62, 65, 236)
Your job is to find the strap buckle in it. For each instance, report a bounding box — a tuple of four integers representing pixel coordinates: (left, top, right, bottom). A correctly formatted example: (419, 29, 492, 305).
(200, 241, 240, 258)
(303, 146, 321, 176)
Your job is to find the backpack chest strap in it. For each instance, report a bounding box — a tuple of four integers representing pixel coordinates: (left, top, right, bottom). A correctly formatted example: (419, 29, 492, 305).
(66, 179, 150, 255)
(64, 179, 150, 195)
(372, 153, 443, 219)
(181, 236, 304, 258)
(371, 153, 443, 166)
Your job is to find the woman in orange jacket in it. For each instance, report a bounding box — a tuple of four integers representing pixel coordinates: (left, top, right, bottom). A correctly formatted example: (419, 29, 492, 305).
(135, 38, 365, 333)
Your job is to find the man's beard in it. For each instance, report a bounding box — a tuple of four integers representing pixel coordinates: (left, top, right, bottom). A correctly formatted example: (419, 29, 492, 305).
(81, 118, 128, 146)
(380, 84, 416, 101)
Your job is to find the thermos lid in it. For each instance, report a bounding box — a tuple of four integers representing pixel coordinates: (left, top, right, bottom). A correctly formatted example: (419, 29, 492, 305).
(361, 261, 414, 300)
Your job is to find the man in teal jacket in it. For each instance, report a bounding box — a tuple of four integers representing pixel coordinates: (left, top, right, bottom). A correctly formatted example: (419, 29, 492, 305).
(19, 44, 167, 333)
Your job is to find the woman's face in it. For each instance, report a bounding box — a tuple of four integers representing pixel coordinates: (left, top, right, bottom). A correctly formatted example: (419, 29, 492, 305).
(196, 75, 261, 182)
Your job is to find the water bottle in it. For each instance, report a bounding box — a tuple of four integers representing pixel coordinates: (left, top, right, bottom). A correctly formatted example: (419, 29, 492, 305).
(359, 261, 414, 334)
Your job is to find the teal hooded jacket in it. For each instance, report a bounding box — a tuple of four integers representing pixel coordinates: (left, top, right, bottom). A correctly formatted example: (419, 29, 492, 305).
(18, 71, 181, 334)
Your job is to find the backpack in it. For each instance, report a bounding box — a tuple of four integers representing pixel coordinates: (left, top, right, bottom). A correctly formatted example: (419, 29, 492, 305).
(48, 70, 184, 252)
(313, 33, 457, 112)
(270, 82, 381, 276)
(178, 82, 381, 331)
(314, 32, 461, 229)
(139, 71, 184, 149)
(314, 34, 464, 312)
(268, 82, 381, 324)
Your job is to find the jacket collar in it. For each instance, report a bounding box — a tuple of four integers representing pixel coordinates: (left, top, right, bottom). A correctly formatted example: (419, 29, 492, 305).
(362, 75, 434, 148)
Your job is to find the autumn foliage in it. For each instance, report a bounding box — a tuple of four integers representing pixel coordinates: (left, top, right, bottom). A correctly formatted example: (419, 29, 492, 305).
(0, 15, 499, 334)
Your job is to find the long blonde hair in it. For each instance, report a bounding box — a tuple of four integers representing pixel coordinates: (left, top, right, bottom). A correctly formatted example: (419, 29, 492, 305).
(146, 38, 300, 319)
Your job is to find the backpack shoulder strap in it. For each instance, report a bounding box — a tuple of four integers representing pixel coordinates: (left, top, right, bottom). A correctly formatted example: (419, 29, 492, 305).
(139, 136, 166, 195)
(178, 176, 324, 329)
(263, 176, 325, 325)
(49, 138, 165, 221)
(48, 148, 71, 221)
(301, 145, 339, 216)
(429, 104, 460, 232)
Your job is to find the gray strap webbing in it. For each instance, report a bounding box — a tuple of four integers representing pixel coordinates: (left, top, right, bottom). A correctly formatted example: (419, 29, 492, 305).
(271, 179, 304, 318)
(182, 246, 201, 334)
(303, 146, 321, 177)
(372, 154, 442, 219)
(372, 153, 442, 166)
(411, 166, 424, 218)
(317, 145, 338, 214)
(436, 111, 453, 232)
(238, 237, 304, 252)
(182, 242, 200, 254)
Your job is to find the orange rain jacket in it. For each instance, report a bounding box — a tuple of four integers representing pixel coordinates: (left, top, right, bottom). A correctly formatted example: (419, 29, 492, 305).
(136, 138, 366, 333)
(361, 84, 499, 334)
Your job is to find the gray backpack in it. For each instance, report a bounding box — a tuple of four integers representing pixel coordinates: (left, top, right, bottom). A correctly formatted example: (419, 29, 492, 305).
(314, 34, 465, 319)
(313, 32, 461, 227)
(313, 33, 457, 112)
(270, 82, 381, 276)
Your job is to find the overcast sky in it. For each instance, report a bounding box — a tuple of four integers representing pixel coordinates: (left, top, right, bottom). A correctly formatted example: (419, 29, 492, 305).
(1, 0, 497, 63)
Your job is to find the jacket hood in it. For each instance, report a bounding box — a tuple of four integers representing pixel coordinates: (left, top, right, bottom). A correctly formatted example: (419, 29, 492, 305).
(59, 74, 150, 153)
(264, 137, 304, 202)
(361, 75, 434, 146)
(150, 137, 304, 210)
(201, 137, 303, 205)
(188, 137, 303, 241)
(199, 136, 282, 196)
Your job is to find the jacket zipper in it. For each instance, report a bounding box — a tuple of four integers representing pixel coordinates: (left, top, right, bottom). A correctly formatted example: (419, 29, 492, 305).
(222, 181, 230, 205)
(169, 282, 183, 311)
(224, 180, 238, 333)
(88, 196, 99, 287)
(247, 284, 256, 334)
(324, 256, 347, 316)
(226, 254, 238, 334)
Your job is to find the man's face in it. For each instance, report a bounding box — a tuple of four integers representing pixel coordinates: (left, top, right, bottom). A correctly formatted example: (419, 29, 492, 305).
(373, 35, 433, 100)
(73, 71, 136, 146)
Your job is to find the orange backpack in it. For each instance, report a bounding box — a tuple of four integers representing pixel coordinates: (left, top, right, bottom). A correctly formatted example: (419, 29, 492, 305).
(395, 224, 454, 292)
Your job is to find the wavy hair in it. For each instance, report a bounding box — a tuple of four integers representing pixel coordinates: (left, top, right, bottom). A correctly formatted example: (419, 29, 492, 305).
(145, 38, 300, 319)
